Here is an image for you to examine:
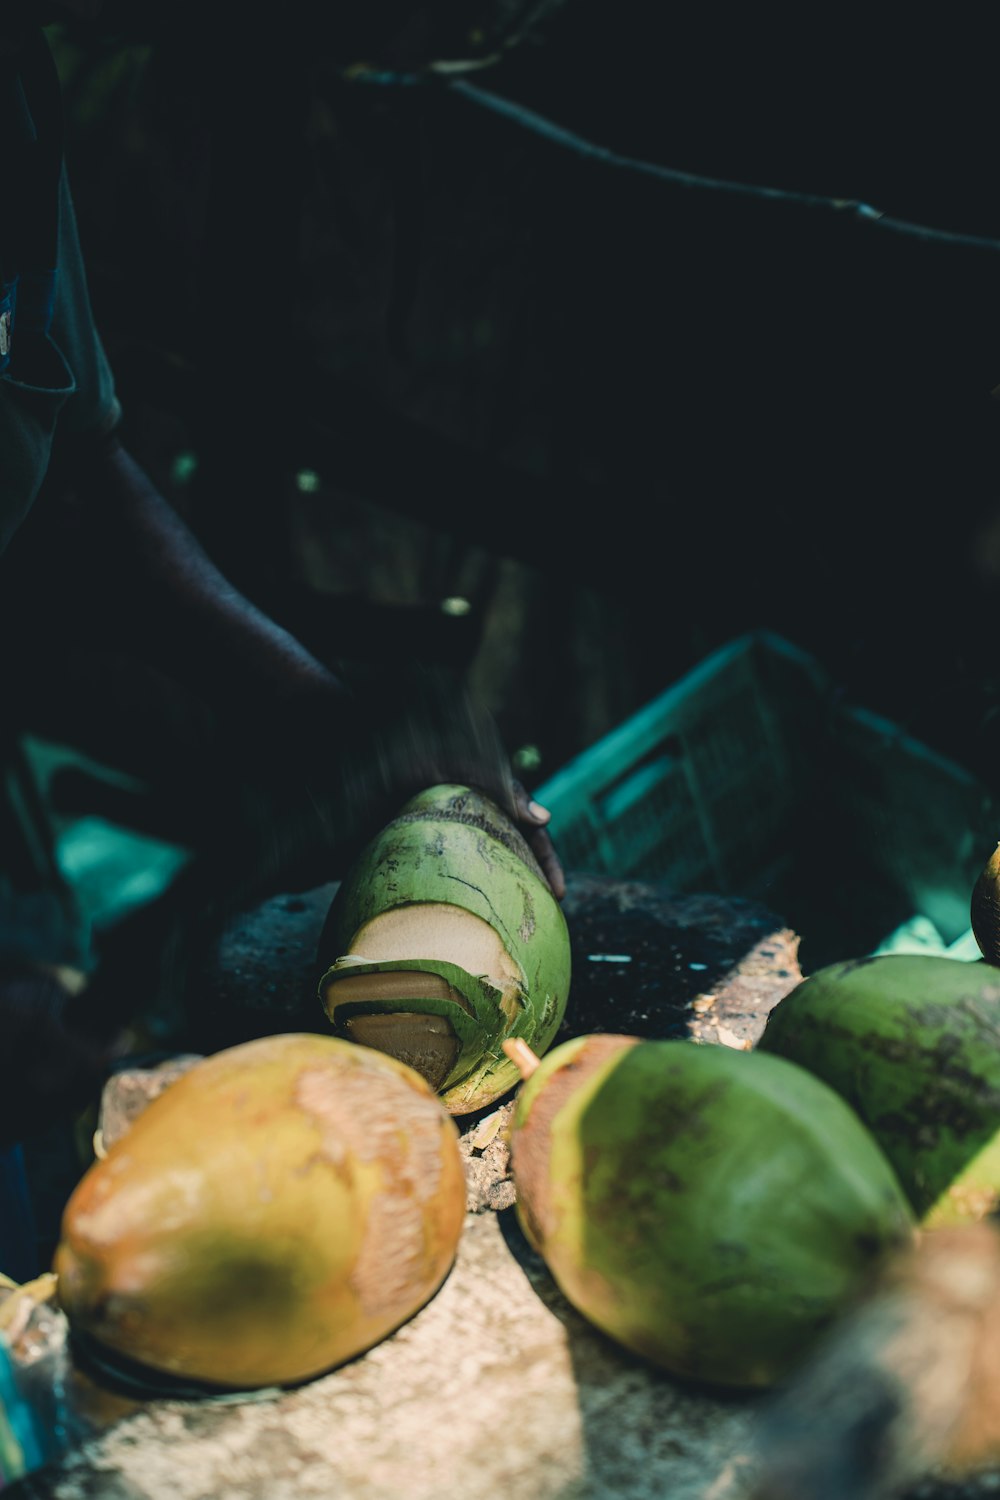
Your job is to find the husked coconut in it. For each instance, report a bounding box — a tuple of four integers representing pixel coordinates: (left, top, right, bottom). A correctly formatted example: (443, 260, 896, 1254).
(54, 1033, 466, 1389)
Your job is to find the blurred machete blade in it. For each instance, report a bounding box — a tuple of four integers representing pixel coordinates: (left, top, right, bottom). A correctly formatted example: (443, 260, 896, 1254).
(749, 1221, 1000, 1500)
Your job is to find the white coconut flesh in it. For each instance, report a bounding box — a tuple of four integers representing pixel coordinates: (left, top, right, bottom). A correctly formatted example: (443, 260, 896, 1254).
(326, 902, 525, 1091)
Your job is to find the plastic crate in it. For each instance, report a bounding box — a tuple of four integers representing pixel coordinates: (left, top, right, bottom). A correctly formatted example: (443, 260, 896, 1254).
(17, 738, 192, 946)
(535, 631, 1000, 971)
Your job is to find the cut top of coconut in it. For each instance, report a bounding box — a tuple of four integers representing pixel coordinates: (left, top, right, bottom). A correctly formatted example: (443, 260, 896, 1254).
(324, 966, 474, 1014)
(319, 902, 530, 1102)
(346, 902, 524, 1010)
(339, 1011, 463, 1094)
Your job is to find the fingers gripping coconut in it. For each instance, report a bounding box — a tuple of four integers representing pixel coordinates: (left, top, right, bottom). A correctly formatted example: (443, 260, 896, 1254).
(53, 1034, 466, 1389)
(317, 785, 572, 1116)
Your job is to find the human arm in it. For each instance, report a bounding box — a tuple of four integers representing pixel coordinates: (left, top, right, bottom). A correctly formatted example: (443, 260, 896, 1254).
(40, 433, 567, 895)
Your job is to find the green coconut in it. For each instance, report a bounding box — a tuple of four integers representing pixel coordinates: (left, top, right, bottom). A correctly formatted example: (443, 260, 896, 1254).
(54, 1034, 466, 1390)
(970, 841, 1000, 965)
(508, 1033, 915, 1391)
(758, 952, 1000, 1227)
(317, 784, 571, 1114)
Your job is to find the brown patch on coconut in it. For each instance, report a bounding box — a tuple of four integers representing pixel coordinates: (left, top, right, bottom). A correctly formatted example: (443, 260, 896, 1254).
(294, 1062, 463, 1323)
(509, 1034, 638, 1251)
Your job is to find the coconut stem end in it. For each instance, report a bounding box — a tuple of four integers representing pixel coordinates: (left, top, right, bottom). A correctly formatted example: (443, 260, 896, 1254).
(502, 1038, 541, 1080)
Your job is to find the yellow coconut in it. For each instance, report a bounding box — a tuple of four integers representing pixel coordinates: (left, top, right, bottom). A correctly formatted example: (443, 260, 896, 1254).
(54, 1033, 466, 1389)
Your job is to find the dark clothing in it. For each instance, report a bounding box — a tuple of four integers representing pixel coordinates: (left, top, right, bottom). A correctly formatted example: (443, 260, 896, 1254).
(0, 734, 92, 974)
(2, 26, 121, 970)
(1, 27, 121, 558)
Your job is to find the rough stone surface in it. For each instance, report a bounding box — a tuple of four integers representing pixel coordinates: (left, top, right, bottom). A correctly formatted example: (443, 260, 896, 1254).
(95, 1057, 204, 1157)
(7, 1212, 761, 1500)
(554, 877, 802, 1051)
(178, 885, 341, 1054)
(457, 1100, 517, 1214)
(9, 873, 997, 1499)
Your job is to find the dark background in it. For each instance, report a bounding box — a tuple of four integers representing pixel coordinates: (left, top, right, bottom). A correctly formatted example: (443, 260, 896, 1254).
(15, 4, 1000, 1281)
(48, 3, 1000, 796)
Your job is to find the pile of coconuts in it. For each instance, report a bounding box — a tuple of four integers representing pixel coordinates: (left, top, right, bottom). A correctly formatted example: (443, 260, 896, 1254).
(50, 792, 1000, 1398)
(55, 783, 573, 1391)
(504, 840, 1000, 1392)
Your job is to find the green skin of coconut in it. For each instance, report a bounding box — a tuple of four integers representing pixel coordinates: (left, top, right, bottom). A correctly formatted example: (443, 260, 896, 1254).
(510, 1034, 915, 1391)
(318, 785, 572, 1114)
(758, 952, 1000, 1227)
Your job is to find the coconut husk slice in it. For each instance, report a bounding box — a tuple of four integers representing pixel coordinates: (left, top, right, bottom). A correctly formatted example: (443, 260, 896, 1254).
(320, 902, 529, 1106)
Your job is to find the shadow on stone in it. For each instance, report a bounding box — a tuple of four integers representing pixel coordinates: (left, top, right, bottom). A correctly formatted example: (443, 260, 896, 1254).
(497, 1205, 760, 1499)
